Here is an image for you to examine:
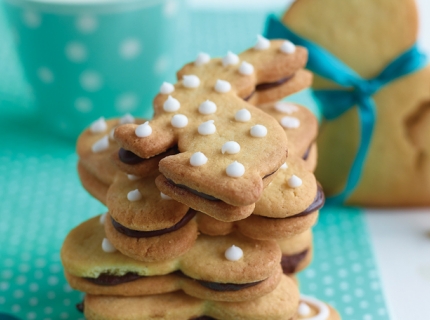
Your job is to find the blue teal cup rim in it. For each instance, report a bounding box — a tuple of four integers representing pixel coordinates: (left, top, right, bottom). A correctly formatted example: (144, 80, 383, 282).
(3, 0, 173, 14)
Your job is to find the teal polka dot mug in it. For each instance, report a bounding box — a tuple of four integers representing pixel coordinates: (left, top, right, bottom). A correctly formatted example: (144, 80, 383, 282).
(3, 0, 187, 139)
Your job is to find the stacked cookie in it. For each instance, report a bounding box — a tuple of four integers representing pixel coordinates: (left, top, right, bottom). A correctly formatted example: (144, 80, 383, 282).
(62, 38, 340, 319)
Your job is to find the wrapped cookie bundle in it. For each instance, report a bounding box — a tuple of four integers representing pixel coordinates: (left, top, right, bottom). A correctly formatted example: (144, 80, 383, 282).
(61, 38, 340, 319)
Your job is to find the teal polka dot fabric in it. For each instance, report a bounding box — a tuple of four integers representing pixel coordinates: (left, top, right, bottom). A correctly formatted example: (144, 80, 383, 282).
(0, 5, 390, 320)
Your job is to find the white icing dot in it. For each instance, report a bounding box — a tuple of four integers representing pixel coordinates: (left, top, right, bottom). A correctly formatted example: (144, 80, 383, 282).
(274, 102, 299, 114)
(226, 161, 245, 178)
(298, 302, 311, 316)
(80, 70, 103, 92)
(190, 152, 208, 166)
(163, 95, 180, 112)
(222, 51, 239, 66)
(183, 75, 200, 88)
(109, 128, 116, 140)
(280, 116, 300, 128)
(99, 213, 107, 225)
(171, 114, 188, 128)
(254, 35, 270, 50)
(90, 117, 107, 133)
(280, 40, 296, 54)
(198, 120, 216, 135)
(127, 174, 140, 181)
(221, 141, 240, 154)
(37, 67, 54, 83)
(250, 125, 267, 137)
(281, 162, 288, 169)
(119, 38, 141, 59)
(65, 42, 87, 63)
(195, 52, 210, 66)
(238, 61, 254, 75)
(198, 100, 217, 115)
(299, 295, 330, 320)
(159, 82, 175, 94)
(288, 175, 302, 188)
(235, 109, 251, 122)
(214, 80, 231, 93)
(91, 136, 109, 153)
(127, 189, 142, 201)
(225, 245, 243, 261)
(160, 192, 172, 200)
(135, 121, 152, 137)
(119, 113, 135, 124)
(101, 238, 117, 253)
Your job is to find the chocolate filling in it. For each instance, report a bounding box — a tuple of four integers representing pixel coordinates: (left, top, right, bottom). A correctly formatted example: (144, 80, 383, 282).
(84, 272, 142, 286)
(118, 148, 145, 165)
(76, 301, 84, 313)
(190, 317, 217, 320)
(302, 144, 312, 161)
(111, 210, 197, 238)
(255, 74, 295, 91)
(281, 249, 309, 274)
(297, 183, 325, 216)
(167, 169, 278, 202)
(243, 91, 255, 101)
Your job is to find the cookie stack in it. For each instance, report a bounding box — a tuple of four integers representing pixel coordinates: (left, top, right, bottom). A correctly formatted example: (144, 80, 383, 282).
(62, 38, 340, 319)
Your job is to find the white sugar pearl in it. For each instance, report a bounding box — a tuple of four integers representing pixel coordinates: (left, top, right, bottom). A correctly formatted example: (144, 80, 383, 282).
(171, 114, 188, 128)
(90, 117, 107, 133)
(183, 75, 200, 88)
(163, 95, 180, 112)
(91, 136, 109, 153)
(225, 245, 243, 261)
(195, 52, 210, 66)
(135, 121, 152, 137)
(222, 51, 239, 66)
(254, 35, 270, 50)
(109, 128, 116, 140)
(222, 141, 240, 154)
(238, 61, 254, 76)
(235, 109, 251, 122)
(250, 125, 267, 138)
(101, 238, 117, 253)
(127, 189, 142, 201)
(280, 116, 300, 128)
(298, 302, 311, 316)
(226, 161, 245, 178)
(288, 175, 302, 188)
(280, 40, 296, 54)
(190, 152, 208, 166)
(198, 100, 217, 114)
(274, 102, 298, 114)
(198, 120, 216, 135)
(119, 113, 135, 124)
(281, 162, 288, 169)
(159, 82, 175, 94)
(160, 192, 172, 200)
(214, 80, 231, 93)
(99, 213, 107, 225)
(127, 174, 140, 181)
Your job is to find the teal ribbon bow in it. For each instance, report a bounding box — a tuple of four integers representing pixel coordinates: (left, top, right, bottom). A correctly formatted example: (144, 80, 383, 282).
(265, 14, 427, 205)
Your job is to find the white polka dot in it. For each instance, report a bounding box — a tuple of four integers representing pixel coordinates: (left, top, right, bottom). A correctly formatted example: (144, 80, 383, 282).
(29, 297, 38, 306)
(27, 312, 37, 319)
(47, 276, 59, 286)
(323, 276, 333, 284)
(163, 0, 178, 17)
(342, 294, 351, 302)
(74, 97, 93, 113)
(115, 93, 138, 112)
(35, 258, 46, 267)
(2, 270, 13, 279)
(60, 312, 69, 319)
(29, 283, 39, 292)
(80, 70, 103, 91)
(355, 288, 364, 297)
(378, 308, 386, 315)
(339, 281, 349, 290)
(363, 315, 372, 320)
(37, 67, 54, 83)
(12, 304, 21, 312)
(338, 269, 348, 277)
(63, 283, 72, 292)
(305, 269, 315, 278)
(154, 55, 170, 75)
(76, 15, 98, 33)
(345, 307, 354, 315)
(324, 287, 334, 296)
(0, 297, 5, 304)
(65, 42, 87, 62)
(13, 289, 24, 298)
(16, 275, 27, 284)
(360, 300, 369, 308)
(63, 298, 71, 306)
(371, 281, 380, 290)
(22, 11, 41, 28)
(44, 307, 53, 314)
(352, 263, 362, 272)
(120, 38, 141, 59)
(0, 282, 9, 291)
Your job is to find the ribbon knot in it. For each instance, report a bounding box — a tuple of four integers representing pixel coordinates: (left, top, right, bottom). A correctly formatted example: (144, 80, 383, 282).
(265, 14, 427, 204)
